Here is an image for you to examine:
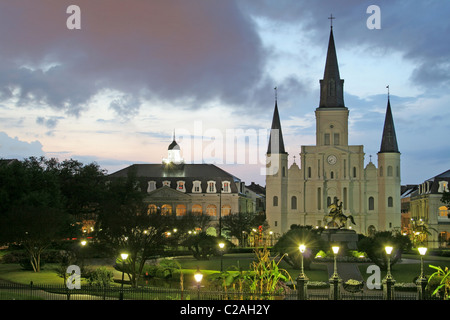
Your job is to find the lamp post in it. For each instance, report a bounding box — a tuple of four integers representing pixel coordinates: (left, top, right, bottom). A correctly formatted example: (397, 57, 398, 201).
(382, 246, 395, 300)
(194, 267, 203, 300)
(417, 247, 428, 300)
(119, 253, 128, 300)
(219, 242, 225, 272)
(329, 246, 341, 300)
(296, 244, 309, 300)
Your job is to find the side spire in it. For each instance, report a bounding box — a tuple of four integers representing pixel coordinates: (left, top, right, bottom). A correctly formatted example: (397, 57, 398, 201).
(267, 87, 287, 154)
(319, 20, 345, 108)
(379, 92, 399, 153)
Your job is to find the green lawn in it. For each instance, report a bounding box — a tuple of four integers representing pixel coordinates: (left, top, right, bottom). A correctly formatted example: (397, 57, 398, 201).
(1, 252, 448, 287)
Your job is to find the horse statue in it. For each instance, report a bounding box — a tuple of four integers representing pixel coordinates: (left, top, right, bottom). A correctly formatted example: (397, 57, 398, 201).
(323, 198, 356, 229)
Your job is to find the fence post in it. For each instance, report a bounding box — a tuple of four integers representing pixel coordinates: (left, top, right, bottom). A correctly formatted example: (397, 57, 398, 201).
(382, 277, 395, 300)
(296, 274, 309, 300)
(416, 277, 428, 300)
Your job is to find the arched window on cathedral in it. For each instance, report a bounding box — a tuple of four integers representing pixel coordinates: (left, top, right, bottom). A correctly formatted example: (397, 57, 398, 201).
(330, 171, 334, 179)
(308, 167, 312, 178)
(282, 166, 286, 177)
(161, 204, 172, 215)
(387, 166, 393, 177)
(368, 197, 374, 211)
(273, 196, 278, 207)
(192, 204, 202, 215)
(222, 205, 232, 216)
(291, 196, 297, 210)
(176, 204, 186, 216)
(353, 167, 357, 178)
(148, 204, 158, 215)
(388, 196, 393, 207)
(206, 205, 217, 217)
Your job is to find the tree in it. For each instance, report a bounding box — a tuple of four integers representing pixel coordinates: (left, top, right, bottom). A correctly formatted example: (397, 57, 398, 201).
(95, 172, 172, 287)
(272, 225, 325, 270)
(221, 212, 266, 246)
(0, 157, 71, 272)
(181, 232, 220, 260)
(357, 230, 412, 271)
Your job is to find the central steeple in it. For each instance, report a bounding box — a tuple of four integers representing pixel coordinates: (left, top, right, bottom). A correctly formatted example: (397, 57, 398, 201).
(319, 25, 345, 108)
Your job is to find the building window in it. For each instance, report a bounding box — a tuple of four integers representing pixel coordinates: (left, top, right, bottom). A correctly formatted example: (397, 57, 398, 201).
(353, 167, 357, 178)
(317, 188, 321, 210)
(221, 205, 231, 216)
(327, 197, 332, 208)
(161, 204, 172, 215)
(387, 166, 393, 177)
(192, 204, 202, 215)
(343, 187, 347, 210)
(206, 205, 217, 217)
(192, 180, 202, 193)
(368, 197, 374, 210)
(148, 204, 158, 215)
(324, 133, 330, 145)
(388, 196, 393, 207)
(273, 196, 278, 207)
(308, 167, 312, 178)
(176, 204, 186, 216)
(177, 181, 186, 192)
(282, 166, 286, 177)
(291, 196, 297, 210)
(207, 181, 217, 193)
(147, 181, 156, 193)
(334, 133, 340, 146)
(330, 171, 334, 179)
(163, 180, 171, 187)
(222, 181, 231, 193)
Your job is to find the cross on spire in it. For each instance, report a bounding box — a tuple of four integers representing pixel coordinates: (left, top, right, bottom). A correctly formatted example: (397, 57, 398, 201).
(274, 86, 277, 102)
(328, 14, 335, 28)
(386, 85, 390, 99)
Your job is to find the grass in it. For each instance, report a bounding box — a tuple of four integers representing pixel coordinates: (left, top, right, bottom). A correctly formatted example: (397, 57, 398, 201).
(1, 251, 448, 288)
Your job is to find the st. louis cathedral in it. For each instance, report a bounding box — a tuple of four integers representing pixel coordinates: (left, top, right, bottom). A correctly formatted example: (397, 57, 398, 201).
(265, 26, 401, 236)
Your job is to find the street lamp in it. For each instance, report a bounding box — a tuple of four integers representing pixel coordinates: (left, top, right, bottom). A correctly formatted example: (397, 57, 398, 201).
(329, 245, 341, 300)
(417, 247, 428, 300)
(383, 246, 395, 300)
(119, 253, 128, 300)
(297, 244, 309, 300)
(194, 267, 203, 300)
(219, 242, 225, 272)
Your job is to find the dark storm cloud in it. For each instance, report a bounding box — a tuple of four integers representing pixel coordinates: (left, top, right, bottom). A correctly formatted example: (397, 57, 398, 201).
(0, 0, 275, 116)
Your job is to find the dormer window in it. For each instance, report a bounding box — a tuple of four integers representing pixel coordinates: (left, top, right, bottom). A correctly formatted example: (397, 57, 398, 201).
(207, 181, 217, 193)
(222, 181, 231, 193)
(163, 180, 171, 187)
(192, 180, 202, 193)
(177, 181, 186, 192)
(147, 181, 156, 193)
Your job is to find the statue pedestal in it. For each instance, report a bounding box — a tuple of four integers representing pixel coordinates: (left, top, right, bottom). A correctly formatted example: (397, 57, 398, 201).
(321, 229, 358, 250)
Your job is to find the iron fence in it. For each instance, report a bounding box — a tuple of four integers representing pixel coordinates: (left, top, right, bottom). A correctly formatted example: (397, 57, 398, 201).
(0, 282, 443, 300)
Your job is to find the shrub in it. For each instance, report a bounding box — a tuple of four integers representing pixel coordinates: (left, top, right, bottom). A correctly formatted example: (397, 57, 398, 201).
(85, 267, 114, 287)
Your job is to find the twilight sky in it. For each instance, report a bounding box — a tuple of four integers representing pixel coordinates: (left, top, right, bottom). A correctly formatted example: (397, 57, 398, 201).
(0, 0, 449, 186)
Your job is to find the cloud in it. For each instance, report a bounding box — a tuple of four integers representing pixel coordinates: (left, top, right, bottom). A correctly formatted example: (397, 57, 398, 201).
(0, 131, 44, 159)
(0, 0, 275, 116)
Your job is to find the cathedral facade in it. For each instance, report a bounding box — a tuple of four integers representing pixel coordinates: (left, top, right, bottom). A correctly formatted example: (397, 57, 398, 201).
(265, 27, 401, 237)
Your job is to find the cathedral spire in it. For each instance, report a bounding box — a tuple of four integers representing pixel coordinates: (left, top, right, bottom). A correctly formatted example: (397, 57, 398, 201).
(319, 22, 345, 108)
(379, 95, 399, 153)
(267, 88, 287, 154)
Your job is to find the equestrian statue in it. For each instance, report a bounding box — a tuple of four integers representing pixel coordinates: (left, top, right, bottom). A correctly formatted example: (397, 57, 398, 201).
(323, 198, 356, 229)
